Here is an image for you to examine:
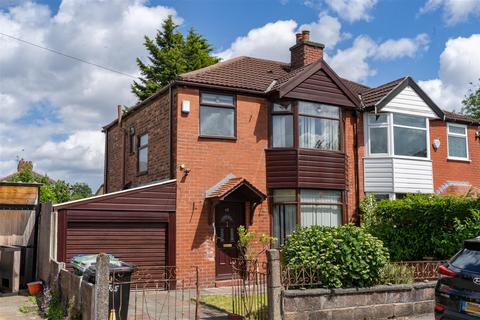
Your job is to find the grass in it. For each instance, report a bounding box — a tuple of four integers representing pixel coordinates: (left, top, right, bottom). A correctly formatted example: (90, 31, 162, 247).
(196, 294, 267, 318)
(18, 295, 38, 314)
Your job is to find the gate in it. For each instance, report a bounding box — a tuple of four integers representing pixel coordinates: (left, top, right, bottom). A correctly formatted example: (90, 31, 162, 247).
(231, 259, 268, 320)
(110, 266, 200, 320)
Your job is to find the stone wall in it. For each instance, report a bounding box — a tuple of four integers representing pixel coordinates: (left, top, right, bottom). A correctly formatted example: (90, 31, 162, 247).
(283, 282, 435, 320)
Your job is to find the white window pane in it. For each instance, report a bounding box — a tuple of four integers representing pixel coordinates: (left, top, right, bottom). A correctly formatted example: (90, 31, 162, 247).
(200, 106, 234, 137)
(273, 204, 296, 247)
(370, 127, 388, 154)
(368, 114, 388, 124)
(273, 103, 292, 112)
(300, 189, 341, 203)
(139, 134, 148, 146)
(299, 116, 339, 150)
(272, 115, 293, 147)
(393, 114, 426, 128)
(139, 147, 148, 172)
(300, 205, 341, 227)
(298, 102, 339, 119)
(201, 93, 234, 106)
(394, 127, 427, 157)
(448, 136, 468, 158)
(273, 189, 296, 202)
(449, 125, 466, 135)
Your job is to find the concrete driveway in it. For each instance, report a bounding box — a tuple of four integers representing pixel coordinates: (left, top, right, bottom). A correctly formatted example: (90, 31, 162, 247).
(0, 295, 40, 320)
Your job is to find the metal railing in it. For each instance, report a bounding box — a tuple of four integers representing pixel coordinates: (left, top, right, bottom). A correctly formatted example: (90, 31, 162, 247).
(392, 260, 445, 281)
(231, 259, 268, 320)
(110, 266, 200, 320)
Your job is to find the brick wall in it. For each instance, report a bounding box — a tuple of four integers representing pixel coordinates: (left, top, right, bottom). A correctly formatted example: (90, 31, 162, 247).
(345, 110, 361, 223)
(430, 120, 480, 194)
(105, 92, 172, 192)
(175, 88, 270, 284)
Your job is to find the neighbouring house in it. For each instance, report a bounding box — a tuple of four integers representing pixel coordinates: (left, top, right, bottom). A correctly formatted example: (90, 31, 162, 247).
(53, 30, 480, 286)
(1, 159, 56, 184)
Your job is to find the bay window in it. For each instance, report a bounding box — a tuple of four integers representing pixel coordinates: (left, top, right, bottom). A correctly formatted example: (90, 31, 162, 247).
(448, 123, 468, 160)
(271, 101, 341, 150)
(367, 113, 429, 158)
(272, 188, 343, 246)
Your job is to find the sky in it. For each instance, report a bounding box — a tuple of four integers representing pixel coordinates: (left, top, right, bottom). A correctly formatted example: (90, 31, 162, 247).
(1, 0, 480, 190)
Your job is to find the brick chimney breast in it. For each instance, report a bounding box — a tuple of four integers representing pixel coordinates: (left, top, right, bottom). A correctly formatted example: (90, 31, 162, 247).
(290, 30, 325, 70)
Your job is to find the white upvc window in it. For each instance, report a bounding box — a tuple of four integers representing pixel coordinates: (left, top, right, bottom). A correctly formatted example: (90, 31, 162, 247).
(366, 113, 429, 159)
(447, 123, 469, 160)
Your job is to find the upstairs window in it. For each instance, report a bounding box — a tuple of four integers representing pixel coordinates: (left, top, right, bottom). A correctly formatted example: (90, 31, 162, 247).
(138, 133, 148, 173)
(271, 103, 293, 148)
(393, 114, 427, 158)
(368, 114, 388, 155)
(200, 92, 235, 138)
(298, 102, 340, 150)
(448, 123, 468, 160)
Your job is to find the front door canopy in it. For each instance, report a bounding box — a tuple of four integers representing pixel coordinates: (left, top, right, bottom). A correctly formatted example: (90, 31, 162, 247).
(206, 175, 266, 224)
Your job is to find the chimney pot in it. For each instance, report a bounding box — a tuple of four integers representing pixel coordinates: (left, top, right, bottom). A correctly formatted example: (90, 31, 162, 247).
(302, 30, 310, 41)
(295, 32, 302, 44)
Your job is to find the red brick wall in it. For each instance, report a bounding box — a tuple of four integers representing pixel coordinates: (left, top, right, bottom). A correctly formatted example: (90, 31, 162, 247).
(175, 88, 270, 285)
(345, 110, 362, 223)
(290, 43, 323, 70)
(105, 92, 172, 192)
(430, 120, 480, 194)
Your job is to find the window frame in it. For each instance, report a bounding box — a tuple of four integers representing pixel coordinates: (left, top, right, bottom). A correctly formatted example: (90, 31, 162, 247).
(137, 132, 148, 175)
(365, 112, 430, 160)
(269, 100, 344, 152)
(367, 114, 390, 156)
(447, 123, 469, 161)
(199, 91, 237, 140)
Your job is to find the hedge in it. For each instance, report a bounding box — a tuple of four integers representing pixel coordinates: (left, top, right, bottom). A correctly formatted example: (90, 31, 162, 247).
(361, 194, 480, 261)
(282, 225, 389, 288)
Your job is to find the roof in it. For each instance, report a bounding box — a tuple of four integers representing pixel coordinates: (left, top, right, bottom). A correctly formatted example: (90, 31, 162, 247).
(205, 175, 266, 202)
(361, 77, 405, 107)
(443, 111, 480, 125)
(341, 78, 371, 96)
(0, 171, 55, 184)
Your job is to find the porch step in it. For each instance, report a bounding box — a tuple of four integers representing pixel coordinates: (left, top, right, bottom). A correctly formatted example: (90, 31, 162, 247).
(215, 279, 235, 287)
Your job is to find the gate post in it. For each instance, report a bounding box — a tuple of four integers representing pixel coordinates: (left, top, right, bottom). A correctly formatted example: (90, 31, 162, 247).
(267, 249, 282, 320)
(94, 253, 110, 320)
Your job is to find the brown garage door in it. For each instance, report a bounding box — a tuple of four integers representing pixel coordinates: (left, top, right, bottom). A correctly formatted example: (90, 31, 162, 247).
(66, 221, 168, 279)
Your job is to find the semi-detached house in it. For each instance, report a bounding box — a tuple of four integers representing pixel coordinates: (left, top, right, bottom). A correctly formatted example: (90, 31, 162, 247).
(53, 30, 480, 286)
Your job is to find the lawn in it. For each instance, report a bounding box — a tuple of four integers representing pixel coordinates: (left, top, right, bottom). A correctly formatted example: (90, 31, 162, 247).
(197, 294, 267, 317)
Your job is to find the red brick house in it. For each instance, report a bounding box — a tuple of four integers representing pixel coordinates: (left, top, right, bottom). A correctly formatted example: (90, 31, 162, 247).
(54, 30, 480, 285)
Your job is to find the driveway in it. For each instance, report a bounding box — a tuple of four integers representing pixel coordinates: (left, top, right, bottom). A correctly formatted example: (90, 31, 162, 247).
(0, 294, 40, 320)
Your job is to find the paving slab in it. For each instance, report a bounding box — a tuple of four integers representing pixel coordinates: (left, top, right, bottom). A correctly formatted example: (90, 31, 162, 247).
(0, 295, 40, 320)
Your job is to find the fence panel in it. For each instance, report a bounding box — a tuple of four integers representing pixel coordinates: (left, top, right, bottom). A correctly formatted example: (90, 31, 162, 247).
(110, 266, 200, 320)
(231, 259, 268, 320)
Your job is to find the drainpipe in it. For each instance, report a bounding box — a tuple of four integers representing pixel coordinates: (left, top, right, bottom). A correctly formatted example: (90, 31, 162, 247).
(354, 110, 361, 226)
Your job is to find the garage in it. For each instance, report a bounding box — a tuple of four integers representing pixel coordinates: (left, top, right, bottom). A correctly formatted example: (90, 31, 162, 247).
(54, 180, 176, 280)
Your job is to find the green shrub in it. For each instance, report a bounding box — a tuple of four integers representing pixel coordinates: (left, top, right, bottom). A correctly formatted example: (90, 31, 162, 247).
(362, 194, 480, 261)
(282, 225, 389, 288)
(379, 263, 415, 285)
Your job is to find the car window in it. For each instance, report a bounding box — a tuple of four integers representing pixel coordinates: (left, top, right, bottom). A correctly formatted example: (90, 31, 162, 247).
(451, 249, 480, 273)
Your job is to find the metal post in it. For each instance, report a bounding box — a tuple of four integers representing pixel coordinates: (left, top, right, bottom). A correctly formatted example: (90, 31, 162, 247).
(195, 266, 200, 320)
(267, 249, 282, 320)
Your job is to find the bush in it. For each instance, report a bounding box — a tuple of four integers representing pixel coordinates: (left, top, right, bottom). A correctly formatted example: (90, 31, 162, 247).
(379, 263, 415, 285)
(282, 225, 389, 288)
(362, 194, 480, 261)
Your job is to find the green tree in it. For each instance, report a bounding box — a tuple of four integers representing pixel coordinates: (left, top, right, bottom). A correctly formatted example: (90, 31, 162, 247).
(8, 165, 93, 204)
(132, 16, 219, 101)
(462, 79, 480, 118)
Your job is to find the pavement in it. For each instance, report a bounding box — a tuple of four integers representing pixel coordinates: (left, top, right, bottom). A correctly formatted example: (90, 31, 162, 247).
(0, 294, 40, 320)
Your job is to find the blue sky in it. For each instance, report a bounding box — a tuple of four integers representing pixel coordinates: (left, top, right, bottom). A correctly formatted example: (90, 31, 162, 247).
(1, 0, 479, 189)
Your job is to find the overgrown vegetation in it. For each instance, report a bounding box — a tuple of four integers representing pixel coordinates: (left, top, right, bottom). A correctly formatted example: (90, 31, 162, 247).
(379, 263, 415, 285)
(361, 193, 480, 261)
(8, 164, 92, 204)
(237, 225, 276, 261)
(282, 225, 389, 288)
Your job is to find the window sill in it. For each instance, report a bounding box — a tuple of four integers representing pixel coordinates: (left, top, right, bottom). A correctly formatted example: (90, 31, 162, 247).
(447, 157, 471, 163)
(137, 171, 148, 176)
(198, 135, 237, 141)
(364, 155, 432, 162)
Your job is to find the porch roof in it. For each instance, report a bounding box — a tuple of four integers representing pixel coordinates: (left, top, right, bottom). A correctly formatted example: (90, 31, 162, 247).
(205, 175, 266, 203)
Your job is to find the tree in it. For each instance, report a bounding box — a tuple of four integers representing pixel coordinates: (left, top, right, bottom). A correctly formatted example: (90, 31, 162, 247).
(8, 166, 93, 204)
(132, 16, 219, 101)
(462, 79, 480, 118)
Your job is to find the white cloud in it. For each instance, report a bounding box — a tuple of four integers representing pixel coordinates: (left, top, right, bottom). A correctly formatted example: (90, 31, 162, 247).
(328, 34, 430, 81)
(323, 0, 378, 22)
(218, 13, 348, 61)
(0, 0, 180, 188)
(419, 34, 480, 111)
(419, 0, 480, 26)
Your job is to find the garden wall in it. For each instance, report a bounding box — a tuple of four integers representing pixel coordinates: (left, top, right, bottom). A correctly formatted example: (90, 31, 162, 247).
(282, 282, 435, 320)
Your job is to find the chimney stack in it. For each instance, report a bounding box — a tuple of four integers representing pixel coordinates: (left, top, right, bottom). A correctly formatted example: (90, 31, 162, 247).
(290, 30, 324, 70)
(17, 159, 33, 172)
